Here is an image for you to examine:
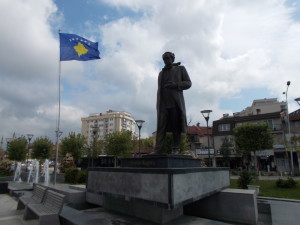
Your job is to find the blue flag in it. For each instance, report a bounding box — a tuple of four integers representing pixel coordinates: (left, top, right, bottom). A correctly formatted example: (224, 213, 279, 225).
(59, 33, 100, 61)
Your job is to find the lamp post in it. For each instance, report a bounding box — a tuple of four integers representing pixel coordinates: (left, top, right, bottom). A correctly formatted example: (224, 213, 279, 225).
(5, 138, 12, 151)
(283, 81, 294, 175)
(135, 120, 145, 157)
(201, 110, 212, 167)
(53, 130, 63, 185)
(91, 126, 99, 167)
(295, 97, 300, 105)
(26, 134, 34, 172)
(6, 137, 12, 169)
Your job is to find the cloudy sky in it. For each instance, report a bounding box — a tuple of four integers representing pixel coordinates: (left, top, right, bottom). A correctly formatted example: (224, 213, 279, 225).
(1, 0, 300, 146)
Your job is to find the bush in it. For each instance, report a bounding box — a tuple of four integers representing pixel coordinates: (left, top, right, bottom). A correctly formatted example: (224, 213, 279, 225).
(76, 170, 87, 184)
(0, 159, 13, 176)
(60, 153, 76, 173)
(237, 170, 253, 189)
(276, 177, 297, 188)
(64, 168, 79, 184)
(64, 168, 87, 184)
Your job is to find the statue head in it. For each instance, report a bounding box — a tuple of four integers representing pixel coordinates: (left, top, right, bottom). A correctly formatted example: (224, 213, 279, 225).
(162, 52, 175, 66)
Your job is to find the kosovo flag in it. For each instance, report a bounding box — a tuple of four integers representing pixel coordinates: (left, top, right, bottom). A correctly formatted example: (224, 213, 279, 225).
(59, 33, 100, 61)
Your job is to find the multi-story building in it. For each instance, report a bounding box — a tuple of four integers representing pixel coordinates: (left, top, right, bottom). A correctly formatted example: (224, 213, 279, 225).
(187, 123, 213, 162)
(237, 98, 286, 116)
(212, 98, 300, 172)
(81, 110, 136, 143)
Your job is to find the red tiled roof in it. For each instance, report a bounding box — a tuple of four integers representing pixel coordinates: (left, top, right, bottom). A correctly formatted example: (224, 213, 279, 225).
(290, 109, 300, 121)
(187, 125, 212, 136)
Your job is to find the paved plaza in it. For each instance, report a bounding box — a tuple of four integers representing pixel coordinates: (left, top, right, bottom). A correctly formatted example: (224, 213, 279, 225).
(1, 176, 300, 225)
(1, 191, 300, 225)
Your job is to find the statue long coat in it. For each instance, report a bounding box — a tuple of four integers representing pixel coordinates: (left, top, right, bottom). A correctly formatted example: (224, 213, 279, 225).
(156, 64, 192, 133)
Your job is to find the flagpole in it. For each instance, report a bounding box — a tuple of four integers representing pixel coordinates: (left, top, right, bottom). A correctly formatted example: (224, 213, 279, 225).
(54, 30, 62, 185)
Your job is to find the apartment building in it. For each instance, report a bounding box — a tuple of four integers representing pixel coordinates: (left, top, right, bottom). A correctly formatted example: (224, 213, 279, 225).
(212, 98, 300, 172)
(81, 110, 136, 143)
(187, 123, 213, 158)
(238, 98, 286, 116)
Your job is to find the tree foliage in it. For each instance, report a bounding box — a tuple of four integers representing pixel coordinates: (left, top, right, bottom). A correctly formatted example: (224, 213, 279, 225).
(233, 122, 273, 170)
(31, 137, 52, 160)
(7, 137, 27, 161)
(219, 137, 233, 166)
(234, 123, 273, 153)
(85, 139, 106, 158)
(60, 132, 86, 161)
(159, 133, 189, 154)
(141, 136, 154, 149)
(105, 131, 133, 157)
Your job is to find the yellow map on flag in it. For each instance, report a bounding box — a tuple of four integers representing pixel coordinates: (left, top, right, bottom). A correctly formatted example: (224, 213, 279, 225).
(73, 42, 88, 57)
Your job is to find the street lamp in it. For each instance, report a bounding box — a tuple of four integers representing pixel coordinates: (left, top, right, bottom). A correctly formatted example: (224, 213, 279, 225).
(53, 130, 63, 185)
(201, 110, 212, 167)
(135, 120, 145, 157)
(283, 81, 294, 174)
(5, 138, 12, 151)
(91, 126, 99, 167)
(295, 97, 300, 106)
(26, 134, 34, 172)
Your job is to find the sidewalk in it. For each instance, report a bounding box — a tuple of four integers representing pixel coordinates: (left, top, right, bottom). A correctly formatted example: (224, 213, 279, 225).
(1, 190, 300, 225)
(0, 193, 233, 225)
(0, 194, 38, 225)
(230, 175, 300, 180)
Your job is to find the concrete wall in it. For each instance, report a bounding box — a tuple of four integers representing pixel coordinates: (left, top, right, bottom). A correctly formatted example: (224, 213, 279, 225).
(86, 167, 230, 209)
(184, 188, 258, 225)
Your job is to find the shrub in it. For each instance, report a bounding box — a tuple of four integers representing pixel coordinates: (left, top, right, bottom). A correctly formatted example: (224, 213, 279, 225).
(276, 178, 285, 188)
(76, 170, 87, 184)
(237, 170, 253, 189)
(0, 159, 13, 176)
(276, 177, 297, 188)
(64, 168, 79, 184)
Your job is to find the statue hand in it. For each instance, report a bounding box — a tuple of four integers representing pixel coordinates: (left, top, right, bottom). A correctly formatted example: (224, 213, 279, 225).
(164, 81, 177, 89)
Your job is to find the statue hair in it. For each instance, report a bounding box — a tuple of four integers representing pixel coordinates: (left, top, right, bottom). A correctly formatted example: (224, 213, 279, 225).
(162, 52, 175, 62)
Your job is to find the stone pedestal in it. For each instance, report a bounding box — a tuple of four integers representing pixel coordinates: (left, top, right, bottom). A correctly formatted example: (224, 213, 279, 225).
(86, 156, 230, 224)
(121, 154, 201, 168)
(184, 189, 258, 225)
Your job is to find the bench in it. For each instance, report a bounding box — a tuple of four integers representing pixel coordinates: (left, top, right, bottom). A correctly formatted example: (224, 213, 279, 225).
(23, 190, 66, 225)
(17, 184, 47, 210)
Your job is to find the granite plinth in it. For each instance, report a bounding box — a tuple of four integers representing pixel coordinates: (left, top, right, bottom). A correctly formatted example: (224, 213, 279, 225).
(86, 167, 230, 208)
(121, 155, 201, 168)
(86, 167, 229, 224)
(184, 189, 258, 225)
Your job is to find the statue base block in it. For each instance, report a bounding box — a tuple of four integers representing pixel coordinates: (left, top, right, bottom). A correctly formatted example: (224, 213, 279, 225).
(86, 166, 230, 224)
(121, 154, 201, 168)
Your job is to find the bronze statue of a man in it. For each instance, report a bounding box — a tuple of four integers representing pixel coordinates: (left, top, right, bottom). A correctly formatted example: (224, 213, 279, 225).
(154, 52, 192, 154)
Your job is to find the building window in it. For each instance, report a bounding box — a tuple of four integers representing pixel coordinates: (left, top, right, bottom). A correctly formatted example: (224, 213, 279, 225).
(218, 124, 230, 131)
(264, 120, 274, 129)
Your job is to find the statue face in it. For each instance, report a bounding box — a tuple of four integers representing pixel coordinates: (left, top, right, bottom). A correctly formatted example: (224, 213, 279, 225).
(163, 53, 173, 66)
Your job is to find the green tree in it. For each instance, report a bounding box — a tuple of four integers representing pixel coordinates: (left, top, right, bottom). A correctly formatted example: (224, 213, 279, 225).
(219, 137, 233, 167)
(31, 137, 52, 160)
(60, 132, 86, 163)
(159, 133, 189, 154)
(105, 131, 133, 157)
(142, 136, 154, 149)
(85, 139, 106, 158)
(233, 122, 273, 171)
(7, 137, 27, 161)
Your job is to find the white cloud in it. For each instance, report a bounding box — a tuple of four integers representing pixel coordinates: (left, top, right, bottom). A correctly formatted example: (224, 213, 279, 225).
(1, 0, 300, 144)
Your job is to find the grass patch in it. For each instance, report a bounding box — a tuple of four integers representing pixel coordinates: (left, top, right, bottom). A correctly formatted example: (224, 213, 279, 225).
(231, 179, 300, 200)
